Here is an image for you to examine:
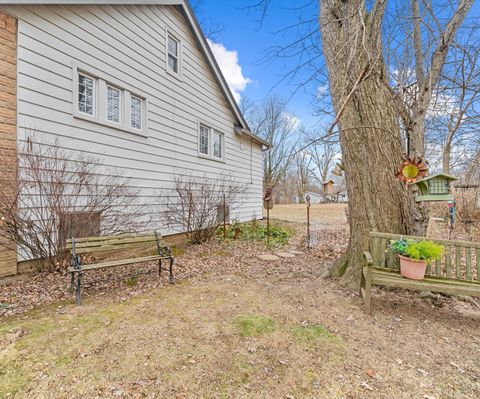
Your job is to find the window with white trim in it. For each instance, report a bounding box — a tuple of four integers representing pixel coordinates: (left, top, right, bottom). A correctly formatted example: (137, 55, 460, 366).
(199, 124, 209, 155)
(73, 66, 147, 136)
(167, 33, 180, 75)
(78, 73, 95, 115)
(106, 85, 121, 123)
(213, 130, 223, 159)
(198, 124, 224, 161)
(130, 95, 143, 130)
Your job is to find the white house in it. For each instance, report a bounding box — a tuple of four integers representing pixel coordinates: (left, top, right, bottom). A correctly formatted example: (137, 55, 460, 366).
(0, 0, 269, 277)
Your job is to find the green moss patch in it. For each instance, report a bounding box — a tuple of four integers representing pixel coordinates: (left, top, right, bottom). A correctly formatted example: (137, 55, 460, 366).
(233, 314, 275, 337)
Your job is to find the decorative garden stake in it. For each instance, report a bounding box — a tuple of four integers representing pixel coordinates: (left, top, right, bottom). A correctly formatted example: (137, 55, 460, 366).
(223, 193, 227, 240)
(306, 194, 311, 248)
(396, 156, 429, 183)
(263, 188, 273, 241)
(447, 200, 456, 239)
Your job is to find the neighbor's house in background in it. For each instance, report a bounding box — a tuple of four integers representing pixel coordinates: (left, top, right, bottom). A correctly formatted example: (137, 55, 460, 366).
(0, 0, 269, 277)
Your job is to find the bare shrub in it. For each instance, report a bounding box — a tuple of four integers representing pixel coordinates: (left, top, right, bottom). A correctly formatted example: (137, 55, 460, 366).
(0, 134, 143, 271)
(161, 173, 246, 243)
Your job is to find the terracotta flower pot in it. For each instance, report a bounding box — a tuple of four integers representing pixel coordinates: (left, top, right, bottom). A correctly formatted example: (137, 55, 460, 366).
(399, 255, 427, 280)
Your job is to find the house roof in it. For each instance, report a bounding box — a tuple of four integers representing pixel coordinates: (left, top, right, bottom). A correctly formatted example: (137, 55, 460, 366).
(0, 0, 271, 148)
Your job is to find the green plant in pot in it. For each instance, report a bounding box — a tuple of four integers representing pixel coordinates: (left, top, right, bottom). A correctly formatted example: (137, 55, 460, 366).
(388, 239, 443, 280)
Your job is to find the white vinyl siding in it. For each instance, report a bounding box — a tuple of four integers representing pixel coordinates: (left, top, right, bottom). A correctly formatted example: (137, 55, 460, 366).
(4, 3, 264, 241)
(106, 85, 121, 123)
(78, 73, 94, 115)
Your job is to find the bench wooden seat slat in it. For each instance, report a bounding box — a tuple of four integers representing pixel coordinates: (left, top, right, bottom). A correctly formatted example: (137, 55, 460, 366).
(67, 255, 168, 273)
(67, 231, 174, 305)
(360, 232, 480, 313)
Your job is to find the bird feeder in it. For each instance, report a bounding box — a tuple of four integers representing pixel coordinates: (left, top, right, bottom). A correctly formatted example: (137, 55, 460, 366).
(414, 173, 458, 202)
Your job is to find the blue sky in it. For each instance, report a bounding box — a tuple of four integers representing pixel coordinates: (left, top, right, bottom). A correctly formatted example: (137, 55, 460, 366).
(195, 1, 480, 130)
(195, 0, 321, 128)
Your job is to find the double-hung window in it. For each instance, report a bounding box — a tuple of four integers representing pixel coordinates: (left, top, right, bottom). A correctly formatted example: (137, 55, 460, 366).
(78, 73, 95, 116)
(167, 33, 180, 75)
(198, 124, 224, 161)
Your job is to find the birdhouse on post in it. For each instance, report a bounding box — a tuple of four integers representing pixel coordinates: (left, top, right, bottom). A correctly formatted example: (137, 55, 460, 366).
(414, 173, 458, 202)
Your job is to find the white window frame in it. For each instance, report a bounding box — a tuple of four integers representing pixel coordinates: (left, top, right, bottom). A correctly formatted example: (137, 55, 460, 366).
(76, 72, 96, 118)
(130, 94, 143, 131)
(72, 62, 148, 137)
(212, 130, 224, 159)
(197, 122, 225, 162)
(106, 84, 122, 124)
(166, 29, 182, 78)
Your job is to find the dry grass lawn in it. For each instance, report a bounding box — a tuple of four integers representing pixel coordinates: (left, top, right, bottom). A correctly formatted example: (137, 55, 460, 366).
(266, 204, 348, 230)
(1, 206, 480, 398)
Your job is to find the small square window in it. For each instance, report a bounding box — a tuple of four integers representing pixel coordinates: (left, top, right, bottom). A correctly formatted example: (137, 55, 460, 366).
(78, 73, 95, 115)
(107, 86, 121, 123)
(167, 34, 180, 74)
(130, 96, 142, 130)
(199, 125, 209, 155)
(213, 130, 223, 159)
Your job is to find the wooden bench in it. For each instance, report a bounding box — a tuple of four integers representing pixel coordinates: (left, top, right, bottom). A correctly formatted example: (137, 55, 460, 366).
(360, 231, 480, 313)
(66, 232, 174, 305)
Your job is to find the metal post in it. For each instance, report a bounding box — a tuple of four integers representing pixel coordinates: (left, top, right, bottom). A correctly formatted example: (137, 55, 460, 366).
(306, 195, 311, 248)
(267, 207, 270, 240)
(223, 193, 227, 239)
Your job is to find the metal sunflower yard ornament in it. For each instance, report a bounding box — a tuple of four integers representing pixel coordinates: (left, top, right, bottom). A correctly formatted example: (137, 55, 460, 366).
(395, 156, 429, 183)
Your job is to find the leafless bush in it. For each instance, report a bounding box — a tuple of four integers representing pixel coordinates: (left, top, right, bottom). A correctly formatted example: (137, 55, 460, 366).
(0, 134, 143, 271)
(161, 173, 246, 243)
(455, 186, 480, 240)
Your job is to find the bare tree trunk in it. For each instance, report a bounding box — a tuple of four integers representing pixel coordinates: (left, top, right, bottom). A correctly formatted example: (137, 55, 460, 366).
(442, 143, 452, 174)
(319, 0, 415, 288)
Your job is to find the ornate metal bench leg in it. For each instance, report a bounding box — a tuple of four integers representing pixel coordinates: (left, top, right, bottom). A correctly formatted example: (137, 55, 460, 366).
(69, 271, 75, 293)
(158, 259, 162, 277)
(76, 271, 82, 306)
(169, 258, 174, 284)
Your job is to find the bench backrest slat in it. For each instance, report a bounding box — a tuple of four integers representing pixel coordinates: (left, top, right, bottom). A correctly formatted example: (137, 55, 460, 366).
(370, 231, 479, 282)
(65, 233, 159, 254)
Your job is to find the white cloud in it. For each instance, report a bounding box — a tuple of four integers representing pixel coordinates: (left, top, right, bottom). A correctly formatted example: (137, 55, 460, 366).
(281, 112, 301, 130)
(207, 39, 251, 103)
(316, 84, 329, 98)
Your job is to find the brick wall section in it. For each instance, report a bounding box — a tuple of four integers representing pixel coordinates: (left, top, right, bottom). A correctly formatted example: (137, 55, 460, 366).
(0, 10, 17, 277)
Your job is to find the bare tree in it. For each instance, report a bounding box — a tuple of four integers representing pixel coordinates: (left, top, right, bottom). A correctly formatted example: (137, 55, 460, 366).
(161, 173, 245, 244)
(0, 134, 142, 271)
(425, 35, 480, 174)
(318, 0, 474, 287)
(246, 0, 475, 287)
(307, 140, 338, 187)
(293, 149, 311, 203)
(244, 95, 299, 189)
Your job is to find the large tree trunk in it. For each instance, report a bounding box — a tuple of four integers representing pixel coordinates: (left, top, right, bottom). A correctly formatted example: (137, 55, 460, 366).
(319, 0, 419, 288)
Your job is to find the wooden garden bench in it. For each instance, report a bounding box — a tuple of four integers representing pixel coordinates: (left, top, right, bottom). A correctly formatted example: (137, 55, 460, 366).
(360, 231, 480, 313)
(66, 232, 174, 305)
